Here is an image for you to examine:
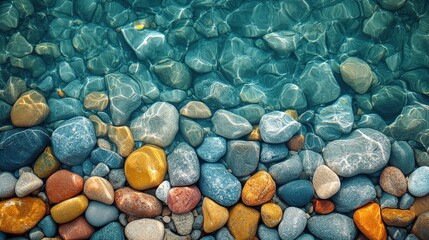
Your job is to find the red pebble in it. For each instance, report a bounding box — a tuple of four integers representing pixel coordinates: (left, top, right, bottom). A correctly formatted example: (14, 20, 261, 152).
(58, 216, 94, 240)
(115, 187, 162, 218)
(45, 170, 84, 203)
(313, 199, 335, 215)
(167, 185, 201, 214)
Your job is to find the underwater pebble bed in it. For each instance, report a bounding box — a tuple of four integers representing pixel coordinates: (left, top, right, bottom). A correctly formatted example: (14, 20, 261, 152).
(1, 0, 429, 239)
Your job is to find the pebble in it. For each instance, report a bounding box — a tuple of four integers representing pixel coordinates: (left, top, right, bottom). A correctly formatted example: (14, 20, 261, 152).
(90, 147, 124, 169)
(278, 207, 307, 240)
(172, 212, 194, 236)
(180, 117, 204, 147)
(331, 175, 376, 213)
(90, 222, 125, 240)
(211, 109, 253, 139)
(51, 116, 97, 166)
(89, 115, 109, 137)
(380, 166, 407, 197)
(15, 172, 43, 197)
(381, 208, 416, 227)
(46, 169, 84, 204)
(58, 216, 95, 240)
(304, 133, 326, 153)
(84, 176, 115, 205)
(202, 197, 229, 233)
(278, 83, 307, 112)
(259, 111, 301, 143)
(215, 227, 234, 240)
(155, 180, 171, 203)
(0, 127, 50, 171)
(261, 202, 283, 228)
(11, 90, 49, 127)
(124, 144, 167, 190)
(29, 226, 44, 240)
(167, 186, 201, 214)
(410, 194, 429, 216)
(196, 137, 227, 163)
(0, 171, 17, 198)
(180, 101, 212, 119)
(114, 187, 162, 218)
(227, 203, 260, 240)
(125, 218, 164, 240)
(312, 165, 341, 199)
(307, 213, 357, 240)
(0, 197, 46, 234)
(258, 224, 281, 240)
(168, 142, 200, 187)
(400, 193, 415, 210)
(407, 166, 429, 197)
(108, 126, 134, 157)
(353, 203, 387, 240)
(108, 169, 126, 190)
(247, 126, 262, 141)
(269, 155, 303, 185)
(84, 91, 109, 111)
(91, 163, 110, 177)
(241, 171, 276, 206)
(199, 163, 242, 207)
(313, 199, 335, 215)
(411, 211, 429, 239)
(380, 193, 399, 209)
(286, 134, 305, 151)
(389, 141, 415, 175)
(225, 140, 260, 177)
(260, 143, 289, 163)
(37, 216, 57, 238)
(85, 201, 119, 227)
(340, 57, 374, 94)
(33, 146, 60, 178)
(323, 128, 391, 177)
(278, 180, 314, 207)
(51, 195, 89, 224)
(130, 102, 179, 147)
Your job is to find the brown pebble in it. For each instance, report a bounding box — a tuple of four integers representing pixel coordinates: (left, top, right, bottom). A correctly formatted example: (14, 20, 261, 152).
(115, 187, 162, 218)
(313, 199, 335, 215)
(286, 134, 305, 151)
(58, 216, 94, 240)
(381, 208, 415, 227)
(410, 194, 429, 216)
(412, 211, 429, 239)
(45, 170, 84, 204)
(379, 166, 407, 197)
(84, 176, 115, 205)
(167, 185, 201, 214)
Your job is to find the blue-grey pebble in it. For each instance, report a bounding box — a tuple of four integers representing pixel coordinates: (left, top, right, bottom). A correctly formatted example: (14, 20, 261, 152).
(180, 117, 204, 147)
(211, 109, 253, 139)
(356, 113, 387, 132)
(0, 233, 5, 240)
(307, 213, 357, 240)
(380, 192, 398, 209)
(52, 116, 97, 166)
(215, 227, 234, 240)
(82, 159, 94, 176)
(108, 169, 126, 190)
(46, 97, 84, 123)
(85, 201, 119, 227)
(269, 155, 302, 185)
(407, 166, 429, 197)
(199, 163, 242, 207)
(0, 127, 50, 171)
(260, 143, 289, 163)
(38, 215, 57, 238)
(90, 148, 124, 169)
(278, 83, 307, 113)
(196, 137, 227, 163)
(258, 224, 281, 240)
(225, 140, 260, 177)
(387, 227, 408, 240)
(296, 233, 315, 240)
(29, 226, 44, 240)
(399, 193, 414, 210)
(304, 133, 325, 153)
(71, 165, 84, 176)
(389, 141, 415, 175)
(299, 150, 324, 179)
(404, 234, 420, 240)
(278, 207, 307, 240)
(230, 104, 266, 125)
(193, 215, 203, 230)
(0, 171, 17, 198)
(91, 163, 110, 177)
(259, 111, 301, 143)
(168, 142, 200, 186)
(201, 236, 215, 240)
(331, 175, 376, 212)
(191, 230, 202, 240)
(90, 222, 125, 240)
(278, 180, 314, 207)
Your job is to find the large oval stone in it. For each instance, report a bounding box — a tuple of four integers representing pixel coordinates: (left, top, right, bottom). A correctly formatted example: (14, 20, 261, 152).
(323, 128, 391, 177)
(312, 165, 341, 199)
(125, 218, 165, 240)
(331, 176, 376, 213)
(51, 195, 89, 224)
(340, 57, 374, 94)
(11, 90, 49, 127)
(114, 187, 162, 218)
(167, 185, 201, 214)
(124, 144, 167, 191)
(211, 109, 253, 139)
(241, 171, 276, 206)
(308, 213, 357, 240)
(167, 142, 200, 187)
(46, 170, 84, 204)
(0, 197, 46, 234)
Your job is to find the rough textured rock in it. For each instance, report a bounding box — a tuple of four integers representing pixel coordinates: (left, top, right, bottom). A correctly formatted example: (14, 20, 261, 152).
(259, 111, 301, 144)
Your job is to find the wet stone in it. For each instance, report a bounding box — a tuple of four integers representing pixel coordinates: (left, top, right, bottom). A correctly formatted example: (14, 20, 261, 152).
(168, 142, 200, 187)
(211, 110, 253, 140)
(241, 171, 276, 206)
(125, 218, 164, 240)
(371, 85, 406, 118)
(340, 57, 374, 94)
(35, 42, 61, 58)
(179, 117, 204, 148)
(11, 90, 49, 127)
(90, 147, 123, 169)
(89, 115, 108, 137)
(6, 32, 33, 58)
(307, 213, 357, 240)
(407, 166, 429, 197)
(108, 126, 134, 157)
(312, 165, 341, 199)
(185, 39, 218, 73)
(0, 76, 26, 105)
(179, 101, 212, 119)
(259, 111, 301, 144)
(269, 155, 303, 185)
(380, 166, 407, 197)
(47, 97, 84, 123)
(202, 197, 229, 234)
(260, 143, 289, 163)
(153, 59, 193, 90)
(84, 91, 109, 111)
(84, 176, 115, 205)
(58, 61, 76, 83)
(196, 137, 227, 163)
(278, 180, 314, 207)
(263, 31, 302, 56)
(90, 222, 125, 240)
(225, 140, 260, 177)
(230, 104, 266, 125)
(51, 195, 89, 224)
(0, 2, 20, 31)
(389, 141, 415, 175)
(227, 203, 260, 240)
(278, 207, 307, 240)
(10, 55, 46, 77)
(279, 83, 307, 113)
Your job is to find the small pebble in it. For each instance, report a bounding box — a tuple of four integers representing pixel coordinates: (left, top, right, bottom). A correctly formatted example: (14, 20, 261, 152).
(90, 163, 110, 177)
(312, 165, 341, 199)
(85, 201, 119, 227)
(90, 222, 125, 240)
(84, 176, 115, 205)
(0, 171, 17, 198)
(58, 216, 94, 240)
(313, 199, 335, 215)
(167, 185, 201, 214)
(381, 208, 416, 227)
(261, 202, 283, 228)
(241, 171, 276, 206)
(33, 146, 60, 179)
(202, 197, 229, 234)
(411, 211, 429, 239)
(407, 166, 429, 197)
(37, 215, 57, 238)
(125, 219, 164, 240)
(227, 203, 260, 240)
(15, 172, 43, 197)
(380, 166, 407, 197)
(410, 194, 429, 216)
(155, 180, 171, 203)
(278, 207, 307, 240)
(172, 212, 194, 236)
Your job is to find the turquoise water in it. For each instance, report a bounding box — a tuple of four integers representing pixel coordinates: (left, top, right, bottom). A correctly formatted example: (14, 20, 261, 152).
(1, 0, 429, 239)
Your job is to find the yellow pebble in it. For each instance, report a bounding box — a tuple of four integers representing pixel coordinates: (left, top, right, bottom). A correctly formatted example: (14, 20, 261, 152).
(247, 126, 261, 141)
(353, 202, 387, 240)
(108, 125, 134, 157)
(51, 195, 89, 224)
(89, 115, 108, 137)
(33, 146, 61, 178)
(202, 197, 229, 233)
(227, 202, 260, 240)
(124, 144, 167, 190)
(11, 90, 50, 127)
(57, 88, 65, 97)
(261, 203, 283, 228)
(133, 20, 145, 30)
(242, 171, 276, 206)
(285, 110, 299, 121)
(0, 197, 46, 234)
(381, 208, 416, 228)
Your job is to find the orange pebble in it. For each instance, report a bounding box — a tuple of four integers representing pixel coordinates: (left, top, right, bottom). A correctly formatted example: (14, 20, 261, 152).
(287, 134, 305, 151)
(353, 202, 387, 240)
(313, 199, 335, 215)
(381, 208, 415, 227)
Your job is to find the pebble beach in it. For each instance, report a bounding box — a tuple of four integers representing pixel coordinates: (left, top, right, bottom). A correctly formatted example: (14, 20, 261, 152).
(0, 0, 429, 240)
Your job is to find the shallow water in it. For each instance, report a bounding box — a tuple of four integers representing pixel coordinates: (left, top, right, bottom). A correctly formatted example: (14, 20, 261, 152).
(1, 0, 429, 239)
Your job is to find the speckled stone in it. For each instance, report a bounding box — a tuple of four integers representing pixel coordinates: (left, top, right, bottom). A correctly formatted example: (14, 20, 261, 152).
(0, 171, 17, 198)
(313, 199, 335, 215)
(241, 171, 276, 206)
(167, 142, 200, 187)
(84, 176, 115, 205)
(172, 212, 194, 236)
(261, 203, 283, 228)
(114, 187, 162, 218)
(308, 213, 357, 240)
(46, 170, 84, 204)
(202, 197, 229, 234)
(408, 166, 429, 197)
(125, 218, 164, 240)
(225, 140, 260, 177)
(11, 90, 49, 127)
(51, 195, 89, 224)
(278, 207, 307, 240)
(15, 172, 43, 197)
(33, 146, 61, 179)
(167, 185, 201, 214)
(90, 222, 125, 240)
(410, 194, 429, 216)
(227, 203, 260, 240)
(58, 216, 95, 240)
(412, 211, 429, 240)
(380, 166, 407, 197)
(312, 165, 341, 199)
(196, 137, 227, 163)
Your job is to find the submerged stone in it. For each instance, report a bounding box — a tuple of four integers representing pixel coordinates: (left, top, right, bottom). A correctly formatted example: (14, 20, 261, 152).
(340, 57, 374, 94)
(212, 110, 253, 139)
(153, 59, 193, 90)
(259, 111, 301, 144)
(279, 83, 307, 113)
(6, 32, 33, 57)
